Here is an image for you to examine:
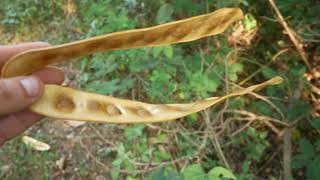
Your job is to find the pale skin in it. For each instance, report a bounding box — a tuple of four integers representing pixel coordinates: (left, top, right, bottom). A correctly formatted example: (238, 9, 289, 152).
(0, 42, 64, 146)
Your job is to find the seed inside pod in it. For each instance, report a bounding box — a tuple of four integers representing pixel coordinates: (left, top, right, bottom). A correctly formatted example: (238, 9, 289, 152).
(55, 94, 75, 113)
(87, 100, 102, 112)
(170, 25, 192, 40)
(143, 33, 159, 44)
(106, 104, 122, 116)
(127, 32, 145, 45)
(127, 107, 152, 117)
(157, 104, 186, 112)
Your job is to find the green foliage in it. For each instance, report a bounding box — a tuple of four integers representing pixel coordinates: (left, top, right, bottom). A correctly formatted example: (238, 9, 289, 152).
(0, 137, 59, 179)
(149, 164, 236, 180)
(156, 3, 174, 24)
(149, 167, 181, 180)
(183, 164, 206, 180)
(208, 167, 237, 180)
(125, 125, 145, 141)
(148, 69, 176, 101)
(292, 138, 320, 179)
(111, 144, 124, 179)
(186, 71, 220, 98)
(0, 0, 64, 25)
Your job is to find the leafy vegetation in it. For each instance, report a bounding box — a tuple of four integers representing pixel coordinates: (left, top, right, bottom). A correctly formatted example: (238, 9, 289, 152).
(0, 0, 320, 179)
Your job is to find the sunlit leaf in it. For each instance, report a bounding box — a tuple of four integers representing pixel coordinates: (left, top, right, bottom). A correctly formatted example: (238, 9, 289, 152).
(182, 164, 206, 180)
(208, 166, 237, 180)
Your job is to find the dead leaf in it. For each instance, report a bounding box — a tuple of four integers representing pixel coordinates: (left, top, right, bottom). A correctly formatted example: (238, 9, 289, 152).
(229, 21, 258, 48)
(63, 119, 86, 127)
(22, 136, 50, 151)
(55, 156, 66, 170)
(64, 0, 76, 17)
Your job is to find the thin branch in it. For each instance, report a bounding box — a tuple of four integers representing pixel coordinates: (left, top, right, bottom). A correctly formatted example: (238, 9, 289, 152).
(268, 0, 311, 70)
(283, 128, 293, 180)
(203, 110, 230, 169)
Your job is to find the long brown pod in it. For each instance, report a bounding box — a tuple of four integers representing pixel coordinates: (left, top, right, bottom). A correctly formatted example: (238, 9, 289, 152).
(0, 8, 283, 123)
(1, 8, 243, 78)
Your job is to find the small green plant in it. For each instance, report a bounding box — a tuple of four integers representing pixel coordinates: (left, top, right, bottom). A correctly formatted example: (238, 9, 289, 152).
(292, 138, 320, 179)
(0, 137, 59, 179)
(149, 164, 236, 180)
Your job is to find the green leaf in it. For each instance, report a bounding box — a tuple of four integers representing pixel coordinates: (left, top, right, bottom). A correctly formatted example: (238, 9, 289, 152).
(292, 154, 310, 168)
(125, 176, 137, 180)
(306, 156, 320, 178)
(87, 79, 120, 95)
(182, 164, 206, 180)
(150, 167, 181, 180)
(111, 143, 126, 180)
(150, 168, 166, 180)
(152, 46, 173, 59)
(310, 117, 320, 129)
(118, 77, 136, 95)
(299, 138, 315, 158)
(148, 69, 175, 101)
(156, 3, 173, 24)
(124, 125, 145, 141)
(164, 46, 174, 59)
(208, 166, 237, 180)
(187, 71, 220, 98)
(111, 170, 120, 180)
(243, 14, 257, 31)
(228, 63, 243, 81)
(153, 46, 164, 58)
(287, 99, 312, 121)
(153, 150, 171, 161)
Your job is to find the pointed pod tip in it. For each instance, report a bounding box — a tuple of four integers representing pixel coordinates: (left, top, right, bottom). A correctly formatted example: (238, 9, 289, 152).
(269, 76, 284, 85)
(235, 7, 244, 18)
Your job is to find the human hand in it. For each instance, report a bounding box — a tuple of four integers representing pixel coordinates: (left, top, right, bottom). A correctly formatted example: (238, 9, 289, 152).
(0, 42, 64, 146)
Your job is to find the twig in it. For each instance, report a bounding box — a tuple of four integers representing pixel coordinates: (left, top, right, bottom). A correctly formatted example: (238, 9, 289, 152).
(203, 110, 230, 169)
(272, 48, 290, 62)
(283, 128, 293, 180)
(256, 145, 282, 175)
(226, 110, 289, 126)
(268, 0, 311, 70)
(78, 138, 112, 171)
(217, 109, 287, 137)
(231, 120, 254, 137)
(146, 123, 179, 133)
(89, 124, 117, 150)
(230, 81, 285, 120)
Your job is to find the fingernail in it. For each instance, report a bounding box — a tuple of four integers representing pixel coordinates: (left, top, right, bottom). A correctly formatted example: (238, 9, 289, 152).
(20, 76, 41, 97)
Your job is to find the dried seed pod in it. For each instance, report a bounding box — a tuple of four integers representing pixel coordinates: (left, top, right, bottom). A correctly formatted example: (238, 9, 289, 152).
(1, 8, 243, 78)
(0, 8, 282, 124)
(30, 77, 283, 123)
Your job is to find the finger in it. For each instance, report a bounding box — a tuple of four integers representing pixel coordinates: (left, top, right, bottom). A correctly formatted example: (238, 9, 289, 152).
(0, 67, 65, 145)
(0, 110, 42, 146)
(33, 67, 65, 85)
(0, 76, 43, 116)
(0, 42, 50, 67)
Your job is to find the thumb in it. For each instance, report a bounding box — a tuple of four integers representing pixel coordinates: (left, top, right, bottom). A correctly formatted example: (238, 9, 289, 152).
(0, 76, 43, 116)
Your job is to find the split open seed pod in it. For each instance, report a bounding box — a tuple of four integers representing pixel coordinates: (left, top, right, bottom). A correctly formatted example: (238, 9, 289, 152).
(0, 8, 283, 123)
